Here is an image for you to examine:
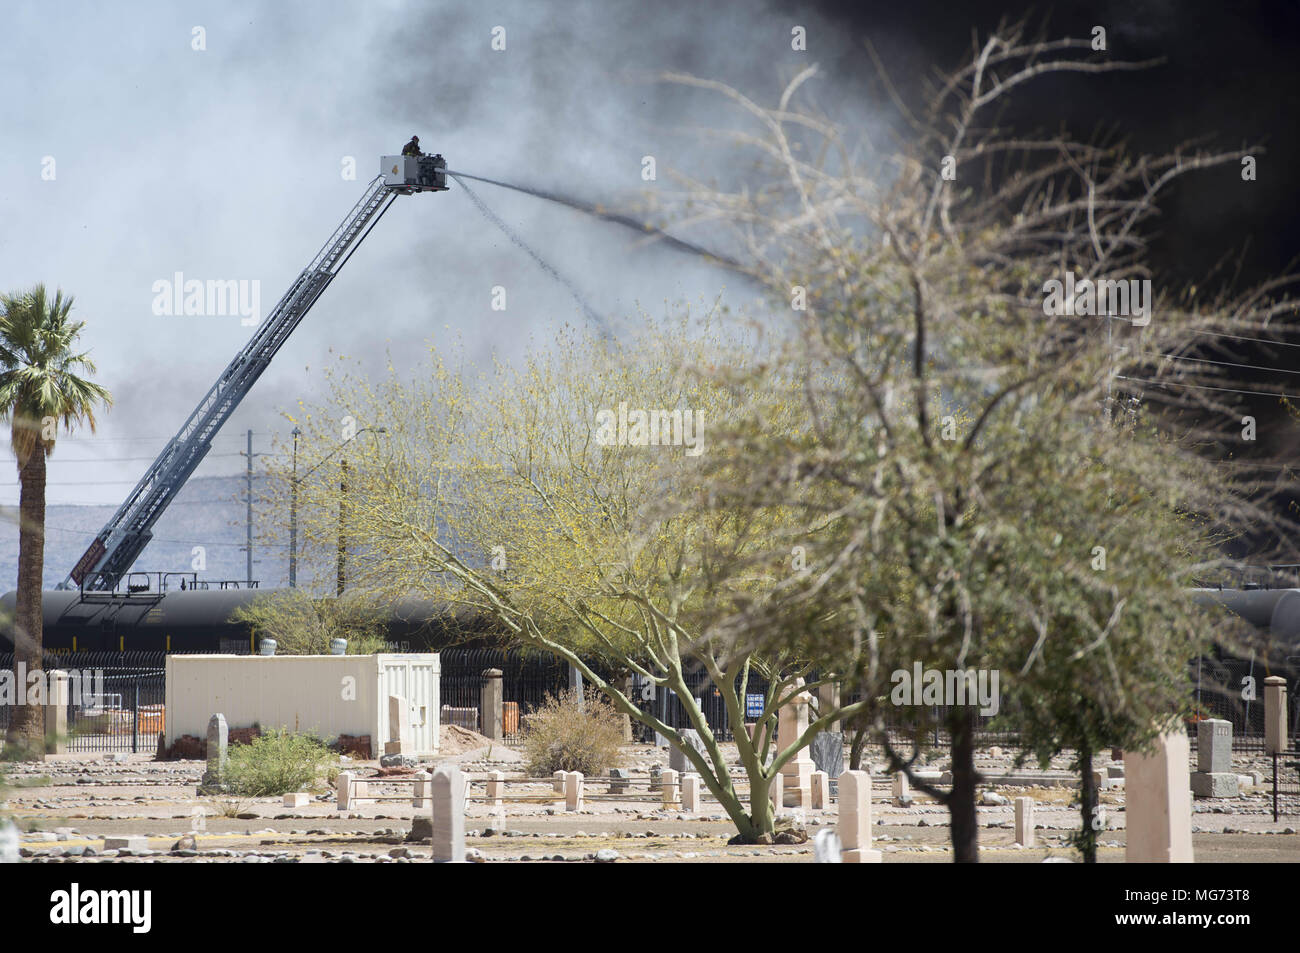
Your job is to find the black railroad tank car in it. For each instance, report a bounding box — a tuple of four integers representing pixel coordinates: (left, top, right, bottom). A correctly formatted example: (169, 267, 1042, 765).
(0, 589, 491, 654)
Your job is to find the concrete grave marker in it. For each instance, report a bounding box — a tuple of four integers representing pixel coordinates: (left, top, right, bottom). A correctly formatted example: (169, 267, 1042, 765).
(1124, 726, 1193, 863)
(1191, 719, 1237, 798)
(837, 770, 882, 863)
(385, 694, 411, 756)
(670, 729, 707, 773)
(197, 713, 228, 794)
(431, 764, 465, 863)
(1014, 796, 1035, 847)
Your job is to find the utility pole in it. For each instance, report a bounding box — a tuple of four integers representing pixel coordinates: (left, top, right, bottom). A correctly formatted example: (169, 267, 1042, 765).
(336, 458, 348, 596)
(289, 426, 301, 588)
(239, 430, 267, 587)
(246, 429, 254, 586)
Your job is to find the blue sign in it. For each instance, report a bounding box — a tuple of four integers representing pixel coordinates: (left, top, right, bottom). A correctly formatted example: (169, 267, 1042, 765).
(745, 693, 765, 719)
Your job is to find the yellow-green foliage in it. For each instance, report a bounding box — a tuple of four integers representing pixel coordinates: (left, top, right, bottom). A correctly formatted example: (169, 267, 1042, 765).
(224, 729, 337, 798)
(521, 690, 625, 776)
(230, 590, 389, 656)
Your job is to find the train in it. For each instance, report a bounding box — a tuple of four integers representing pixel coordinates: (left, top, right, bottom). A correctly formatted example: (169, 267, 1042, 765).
(0, 584, 493, 655)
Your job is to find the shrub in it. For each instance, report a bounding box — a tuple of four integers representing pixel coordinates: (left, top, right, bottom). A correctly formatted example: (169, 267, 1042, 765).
(224, 728, 338, 797)
(521, 689, 624, 777)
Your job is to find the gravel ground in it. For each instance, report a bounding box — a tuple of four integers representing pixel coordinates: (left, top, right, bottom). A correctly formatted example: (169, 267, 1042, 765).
(3, 743, 1298, 863)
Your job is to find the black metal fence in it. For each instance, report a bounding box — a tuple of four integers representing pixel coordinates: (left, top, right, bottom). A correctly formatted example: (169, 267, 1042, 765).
(0, 651, 166, 754)
(3, 647, 1296, 758)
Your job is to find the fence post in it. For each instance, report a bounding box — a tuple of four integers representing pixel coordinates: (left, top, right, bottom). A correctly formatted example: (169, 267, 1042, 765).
(132, 681, 139, 754)
(481, 669, 503, 741)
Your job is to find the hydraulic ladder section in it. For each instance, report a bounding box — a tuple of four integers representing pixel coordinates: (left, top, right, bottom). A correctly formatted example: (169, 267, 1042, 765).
(66, 158, 447, 591)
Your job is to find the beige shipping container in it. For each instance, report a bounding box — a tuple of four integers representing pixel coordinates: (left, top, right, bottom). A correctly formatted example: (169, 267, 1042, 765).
(164, 653, 440, 755)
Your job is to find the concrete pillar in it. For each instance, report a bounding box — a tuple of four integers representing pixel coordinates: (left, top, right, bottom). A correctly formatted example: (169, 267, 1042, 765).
(431, 764, 465, 863)
(681, 773, 701, 814)
(1265, 676, 1288, 755)
(43, 670, 69, 754)
(553, 770, 567, 805)
(1014, 796, 1035, 847)
(661, 768, 680, 808)
(816, 681, 840, 730)
(837, 770, 882, 863)
(480, 669, 504, 741)
(412, 770, 430, 809)
(337, 770, 353, 811)
(486, 770, 504, 810)
(1124, 726, 1194, 863)
(892, 771, 909, 803)
(565, 771, 584, 811)
(810, 770, 829, 810)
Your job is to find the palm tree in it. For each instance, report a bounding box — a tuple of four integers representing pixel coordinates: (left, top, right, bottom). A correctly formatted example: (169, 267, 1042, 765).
(0, 286, 111, 760)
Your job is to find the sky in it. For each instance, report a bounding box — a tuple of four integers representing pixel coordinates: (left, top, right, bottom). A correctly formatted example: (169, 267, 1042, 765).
(1, 0, 1297, 575)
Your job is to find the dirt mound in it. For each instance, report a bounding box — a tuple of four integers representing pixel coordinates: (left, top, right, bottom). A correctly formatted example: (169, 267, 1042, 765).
(438, 724, 497, 755)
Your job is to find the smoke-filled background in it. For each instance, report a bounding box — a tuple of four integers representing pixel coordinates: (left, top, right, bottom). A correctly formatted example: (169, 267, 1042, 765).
(1, 0, 1297, 586)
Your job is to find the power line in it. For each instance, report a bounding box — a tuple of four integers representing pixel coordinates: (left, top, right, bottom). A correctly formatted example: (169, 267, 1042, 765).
(1163, 354, 1300, 377)
(1117, 376, 1300, 401)
(1193, 329, 1300, 349)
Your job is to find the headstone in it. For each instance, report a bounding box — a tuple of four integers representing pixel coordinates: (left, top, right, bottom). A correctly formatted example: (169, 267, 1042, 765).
(836, 770, 882, 863)
(565, 771, 584, 811)
(810, 731, 844, 794)
(681, 773, 701, 814)
(670, 729, 707, 773)
(385, 694, 411, 756)
(486, 770, 505, 809)
(769, 772, 784, 816)
(777, 682, 815, 802)
(480, 669, 504, 741)
(283, 792, 310, 808)
(1191, 718, 1237, 798)
(608, 768, 630, 795)
(661, 768, 680, 808)
(103, 836, 149, 853)
(198, 714, 228, 793)
(336, 770, 354, 810)
(1124, 726, 1193, 863)
(1014, 796, 1035, 847)
(648, 764, 662, 789)
(810, 770, 830, 810)
(1106, 763, 1125, 779)
(813, 828, 842, 863)
(1196, 719, 1232, 773)
(892, 771, 909, 804)
(431, 764, 465, 863)
(406, 817, 432, 843)
(412, 771, 431, 809)
(1264, 676, 1288, 754)
(0, 821, 19, 864)
(553, 770, 567, 805)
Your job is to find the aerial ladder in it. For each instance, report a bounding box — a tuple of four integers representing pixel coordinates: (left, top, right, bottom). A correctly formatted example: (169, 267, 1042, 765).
(63, 153, 449, 591)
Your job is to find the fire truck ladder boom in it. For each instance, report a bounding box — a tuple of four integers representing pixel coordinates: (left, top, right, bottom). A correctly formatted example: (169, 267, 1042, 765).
(66, 154, 449, 591)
